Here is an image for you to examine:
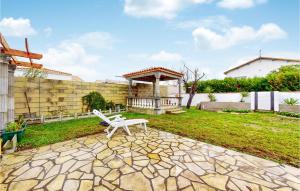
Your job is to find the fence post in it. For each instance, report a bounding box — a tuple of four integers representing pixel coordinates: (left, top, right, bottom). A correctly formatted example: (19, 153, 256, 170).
(40, 115, 44, 123)
(273, 91, 279, 112)
(250, 92, 255, 111)
(59, 113, 62, 121)
(109, 108, 112, 114)
(74, 113, 78, 119)
(88, 111, 91, 117)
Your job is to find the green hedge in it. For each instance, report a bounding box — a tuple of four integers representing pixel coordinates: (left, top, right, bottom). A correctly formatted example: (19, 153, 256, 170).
(196, 65, 300, 93)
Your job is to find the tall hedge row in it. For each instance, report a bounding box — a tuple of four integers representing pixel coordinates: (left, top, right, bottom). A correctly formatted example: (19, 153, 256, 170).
(196, 65, 300, 93)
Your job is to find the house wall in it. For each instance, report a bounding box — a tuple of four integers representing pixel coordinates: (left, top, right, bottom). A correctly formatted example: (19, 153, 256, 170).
(225, 60, 299, 78)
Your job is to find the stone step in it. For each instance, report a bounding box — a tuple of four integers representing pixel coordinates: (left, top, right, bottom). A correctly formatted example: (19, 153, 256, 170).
(165, 108, 186, 114)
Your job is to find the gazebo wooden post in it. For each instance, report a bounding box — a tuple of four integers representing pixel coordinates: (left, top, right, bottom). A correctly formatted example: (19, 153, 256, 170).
(154, 72, 161, 114)
(128, 79, 133, 107)
(178, 78, 182, 107)
(0, 55, 16, 131)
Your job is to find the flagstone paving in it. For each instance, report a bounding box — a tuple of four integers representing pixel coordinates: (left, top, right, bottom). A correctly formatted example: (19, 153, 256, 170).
(0, 127, 299, 191)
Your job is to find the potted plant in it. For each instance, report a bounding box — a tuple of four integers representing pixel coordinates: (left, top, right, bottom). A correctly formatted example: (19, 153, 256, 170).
(1, 116, 27, 142)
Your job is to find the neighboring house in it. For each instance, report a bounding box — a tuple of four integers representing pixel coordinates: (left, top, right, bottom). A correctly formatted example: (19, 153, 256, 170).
(15, 66, 83, 81)
(224, 57, 300, 78)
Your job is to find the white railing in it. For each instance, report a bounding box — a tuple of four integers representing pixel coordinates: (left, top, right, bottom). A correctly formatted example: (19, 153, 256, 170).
(127, 97, 181, 109)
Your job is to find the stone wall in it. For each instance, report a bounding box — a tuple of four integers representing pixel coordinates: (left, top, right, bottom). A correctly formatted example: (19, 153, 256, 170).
(14, 77, 169, 117)
(14, 77, 129, 117)
(198, 102, 251, 111)
(279, 104, 300, 113)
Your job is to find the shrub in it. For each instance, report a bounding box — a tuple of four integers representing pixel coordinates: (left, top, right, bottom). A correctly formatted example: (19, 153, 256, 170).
(6, 122, 21, 132)
(223, 109, 250, 113)
(284, 98, 299, 105)
(82, 91, 106, 112)
(277, 112, 300, 118)
(196, 65, 299, 93)
(266, 65, 300, 91)
(106, 101, 115, 110)
(5, 115, 27, 132)
(208, 93, 216, 102)
(240, 92, 249, 102)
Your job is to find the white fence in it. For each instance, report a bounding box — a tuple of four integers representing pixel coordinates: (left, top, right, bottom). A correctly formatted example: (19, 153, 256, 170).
(182, 91, 300, 111)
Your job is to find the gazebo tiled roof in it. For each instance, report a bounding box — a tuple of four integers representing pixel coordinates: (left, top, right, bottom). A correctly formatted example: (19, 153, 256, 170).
(123, 67, 183, 82)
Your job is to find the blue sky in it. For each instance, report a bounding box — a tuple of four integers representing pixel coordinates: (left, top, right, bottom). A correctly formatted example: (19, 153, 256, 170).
(0, 0, 299, 81)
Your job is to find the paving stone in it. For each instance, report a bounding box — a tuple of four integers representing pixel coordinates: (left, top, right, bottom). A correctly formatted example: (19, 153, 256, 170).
(63, 179, 80, 191)
(94, 185, 110, 191)
(178, 176, 191, 189)
(201, 173, 228, 191)
(9, 180, 38, 191)
(68, 171, 83, 179)
(93, 166, 111, 177)
(78, 180, 93, 191)
(46, 174, 66, 191)
(167, 177, 177, 191)
(107, 157, 124, 168)
(14, 167, 43, 181)
(104, 169, 120, 181)
(120, 172, 152, 191)
(152, 176, 166, 191)
(192, 182, 216, 191)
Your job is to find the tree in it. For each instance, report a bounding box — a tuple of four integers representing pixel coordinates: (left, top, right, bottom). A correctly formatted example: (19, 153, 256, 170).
(82, 91, 106, 112)
(182, 64, 205, 109)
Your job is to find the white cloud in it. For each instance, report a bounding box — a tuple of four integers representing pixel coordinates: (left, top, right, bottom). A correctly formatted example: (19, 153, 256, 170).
(175, 15, 231, 30)
(129, 51, 183, 62)
(217, 0, 267, 9)
(42, 32, 115, 81)
(150, 50, 183, 62)
(192, 23, 286, 50)
(0, 17, 37, 37)
(75, 32, 116, 49)
(124, 0, 212, 19)
(44, 27, 52, 37)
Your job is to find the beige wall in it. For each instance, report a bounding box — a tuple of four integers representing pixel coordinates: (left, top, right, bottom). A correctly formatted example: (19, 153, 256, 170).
(14, 77, 129, 117)
(133, 83, 168, 97)
(14, 78, 170, 117)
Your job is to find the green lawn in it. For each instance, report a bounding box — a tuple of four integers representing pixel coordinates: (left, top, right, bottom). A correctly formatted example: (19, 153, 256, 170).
(19, 108, 300, 167)
(18, 117, 106, 150)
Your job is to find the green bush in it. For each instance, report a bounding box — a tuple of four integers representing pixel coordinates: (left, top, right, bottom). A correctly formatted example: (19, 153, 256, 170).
(223, 109, 251, 113)
(284, 98, 299, 105)
(277, 112, 300, 118)
(196, 65, 299, 93)
(82, 91, 106, 111)
(6, 122, 21, 132)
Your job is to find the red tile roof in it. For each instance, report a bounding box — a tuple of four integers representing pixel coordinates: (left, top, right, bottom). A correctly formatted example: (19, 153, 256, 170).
(123, 67, 183, 78)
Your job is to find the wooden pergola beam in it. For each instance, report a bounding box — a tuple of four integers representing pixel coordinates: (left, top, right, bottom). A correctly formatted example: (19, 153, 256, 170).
(0, 48, 43, 60)
(10, 60, 42, 69)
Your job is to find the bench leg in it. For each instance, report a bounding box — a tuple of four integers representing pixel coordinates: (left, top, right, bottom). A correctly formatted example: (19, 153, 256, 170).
(123, 125, 132, 136)
(143, 123, 147, 133)
(107, 126, 119, 138)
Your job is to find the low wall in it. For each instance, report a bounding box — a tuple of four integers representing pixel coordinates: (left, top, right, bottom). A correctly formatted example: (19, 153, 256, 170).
(279, 104, 300, 113)
(199, 102, 251, 111)
(13, 77, 170, 117)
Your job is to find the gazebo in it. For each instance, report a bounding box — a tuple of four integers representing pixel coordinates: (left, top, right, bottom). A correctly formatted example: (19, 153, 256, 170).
(123, 67, 184, 115)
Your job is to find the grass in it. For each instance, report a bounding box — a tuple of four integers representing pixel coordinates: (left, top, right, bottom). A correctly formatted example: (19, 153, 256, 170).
(123, 108, 300, 167)
(18, 117, 105, 150)
(18, 108, 300, 167)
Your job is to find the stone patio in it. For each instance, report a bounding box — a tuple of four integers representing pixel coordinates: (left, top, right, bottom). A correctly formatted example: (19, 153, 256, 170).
(0, 127, 299, 191)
